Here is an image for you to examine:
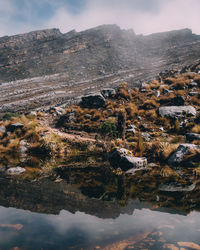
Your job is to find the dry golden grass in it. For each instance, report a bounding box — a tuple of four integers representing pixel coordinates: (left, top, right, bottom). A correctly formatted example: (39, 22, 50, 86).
(125, 103, 138, 119)
(191, 125, 200, 133)
(142, 99, 159, 110)
(190, 96, 200, 106)
(148, 80, 161, 89)
(160, 142, 179, 161)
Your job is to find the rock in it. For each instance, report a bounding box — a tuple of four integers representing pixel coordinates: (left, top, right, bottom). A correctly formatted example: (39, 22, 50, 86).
(126, 125, 137, 135)
(159, 182, 196, 192)
(159, 106, 196, 118)
(101, 88, 116, 98)
(155, 90, 160, 98)
(108, 148, 148, 171)
(171, 95, 185, 106)
(6, 123, 24, 132)
(186, 133, 200, 142)
(188, 81, 198, 88)
(50, 107, 65, 116)
(139, 83, 148, 92)
(29, 111, 37, 116)
(168, 144, 200, 166)
(141, 132, 151, 142)
(81, 92, 106, 108)
(6, 167, 26, 175)
(84, 114, 92, 119)
(140, 123, 148, 132)
(188, 91, 198, 96)
(0, 126, 6, 133)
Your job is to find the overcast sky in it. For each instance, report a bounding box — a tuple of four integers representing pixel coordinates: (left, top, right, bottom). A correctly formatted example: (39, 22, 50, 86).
(0, 0, 200, 37)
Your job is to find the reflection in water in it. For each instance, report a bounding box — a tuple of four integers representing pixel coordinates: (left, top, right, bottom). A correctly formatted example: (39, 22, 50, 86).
(0, 162, 200, 249)
(0, 205, 200, 249)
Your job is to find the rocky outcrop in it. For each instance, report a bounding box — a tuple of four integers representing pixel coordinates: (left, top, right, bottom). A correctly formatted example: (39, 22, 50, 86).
(6, 167, 26, 175)
(81, 92, 106, 108)
(158, 106, 196, 118)
(168, 144, 200, 166)
(108, 148, 148, 171)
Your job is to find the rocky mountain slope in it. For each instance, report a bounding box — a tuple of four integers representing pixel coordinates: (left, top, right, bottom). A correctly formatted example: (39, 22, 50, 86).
(0, 25, 200, 113)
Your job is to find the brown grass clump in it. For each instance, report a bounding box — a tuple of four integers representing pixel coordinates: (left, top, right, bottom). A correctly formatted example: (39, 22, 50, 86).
(148, 80, 161, 89)
(125, 103, 138, 120)
(145, 110, 158, 120)
(142, 99, 159, 110)
(190, 96, 200, 106)
(160, 142, 179, 161)
(191, 125, 200, 133)
(117, 82, 132, 100)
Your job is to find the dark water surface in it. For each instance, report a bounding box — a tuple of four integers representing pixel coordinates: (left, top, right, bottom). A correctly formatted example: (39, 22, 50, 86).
(0, 164, 200, 249)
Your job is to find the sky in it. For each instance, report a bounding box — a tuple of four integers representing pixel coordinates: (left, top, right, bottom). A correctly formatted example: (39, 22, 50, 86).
(0, 0, 200, 37)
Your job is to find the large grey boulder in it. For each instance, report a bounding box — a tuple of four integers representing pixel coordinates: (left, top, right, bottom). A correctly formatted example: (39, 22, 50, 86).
(159, 182, 196, 192)
(81, 92, 106, 108)
(168, 144, 200, 166)
(108, 148, 147, 171)
(186, 133, 200, 142)
(101, 88, 116, 98)
(159, 106, 196, 118)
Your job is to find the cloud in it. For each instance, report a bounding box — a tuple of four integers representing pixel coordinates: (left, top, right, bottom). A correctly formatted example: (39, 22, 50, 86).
(0, 0, 200, 37)
(47, 0, 200, 35)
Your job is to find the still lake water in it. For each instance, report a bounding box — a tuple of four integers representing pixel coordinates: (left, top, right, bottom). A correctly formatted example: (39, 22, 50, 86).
(0, 164, 200, 249)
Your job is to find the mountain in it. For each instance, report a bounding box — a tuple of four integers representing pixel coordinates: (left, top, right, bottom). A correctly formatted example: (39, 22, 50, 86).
(0, 24, 200, 113)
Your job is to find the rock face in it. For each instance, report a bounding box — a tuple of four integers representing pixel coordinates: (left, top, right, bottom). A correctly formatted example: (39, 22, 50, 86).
(1, 25, 200, 113)
(108, 148, 148, 171)
(168, 144, 200, 166)
(81, 92, 106, 108)
(158, 106, 196, 118)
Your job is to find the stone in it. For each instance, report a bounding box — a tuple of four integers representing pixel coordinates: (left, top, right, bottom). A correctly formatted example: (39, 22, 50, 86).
(141, 132, 151, 142)
(139, 83, 148, 92)
(159, 106, 196, 118)
(6, 123, 24, 132)
(6, 167, 26, 175)
(81, 92, 106, 108)
(171, 95, 185, 106)
(155, 90, 160, 98)
(188, 91, 198, 96)
(101, 88, 116, 98)
(159, 182, 196, 192)
(0, 126, 6, 133)
(186, 133, 200, 142)
(168, 144, 200, 166)
(108, 148, 148, 171)
(51, 107, 65, 116)
(188, 81, 198, 88)
(126, 125, 137, 135)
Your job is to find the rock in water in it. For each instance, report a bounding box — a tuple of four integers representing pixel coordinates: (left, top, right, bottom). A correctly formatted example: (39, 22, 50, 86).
(6, 167, 26, 175)
(158, 106, 196, 118)
(81, 92, 106, 108)
(168, 144, 200, 166)
(108, 148, 147, 171)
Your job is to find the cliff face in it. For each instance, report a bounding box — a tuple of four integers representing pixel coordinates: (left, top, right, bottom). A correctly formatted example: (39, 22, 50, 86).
(0, 25, 200, 112)
(0, 25, 200, 83)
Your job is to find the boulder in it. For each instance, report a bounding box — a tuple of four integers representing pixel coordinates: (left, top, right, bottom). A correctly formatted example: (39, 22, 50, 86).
(188, 81, 198, 88)
(188, 91, 198, 96)
(186, 133, 200, 142)
(0, 126, 6, 133)
(108, 148, 147, 171)
(126, 124, 137, 135)
(141, 132, 151, 142)
(168, 144, 200, 166)
(159, 182, 196, 192)
(6, 123, 24, 132)
(81, 92, 106, 108)
(6, 167, 26, 175)
(159, 106, 196, 118)
(101, 88, 116, 98)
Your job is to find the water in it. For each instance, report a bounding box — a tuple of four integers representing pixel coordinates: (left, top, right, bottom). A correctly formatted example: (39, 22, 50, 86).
(0, 164, 199, 249)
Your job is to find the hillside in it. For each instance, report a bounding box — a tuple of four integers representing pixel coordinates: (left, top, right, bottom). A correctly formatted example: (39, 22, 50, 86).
(0, 25, 200, 113)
